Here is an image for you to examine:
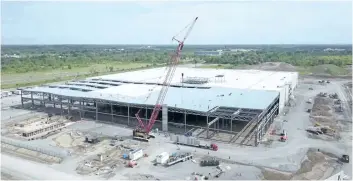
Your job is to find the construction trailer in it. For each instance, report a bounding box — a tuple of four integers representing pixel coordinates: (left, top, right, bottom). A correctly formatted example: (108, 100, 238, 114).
(156, 152, 169, 164)
(129, 149, 143, 161)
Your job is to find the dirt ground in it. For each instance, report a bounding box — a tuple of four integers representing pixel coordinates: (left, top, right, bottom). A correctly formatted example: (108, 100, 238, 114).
(1, 72, 351, 180)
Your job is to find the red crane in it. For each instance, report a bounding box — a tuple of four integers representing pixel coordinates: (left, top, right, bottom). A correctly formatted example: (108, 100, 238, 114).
(133, 17, 198, 141)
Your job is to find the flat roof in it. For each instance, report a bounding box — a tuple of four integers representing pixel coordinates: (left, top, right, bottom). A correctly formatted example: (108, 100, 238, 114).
(89, 67, 298, 91)
(23, 84, 279, 112)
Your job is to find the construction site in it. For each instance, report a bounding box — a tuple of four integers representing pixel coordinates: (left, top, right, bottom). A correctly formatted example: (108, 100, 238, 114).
(19, 66, 297, 146)
(1, 17, 352, 180)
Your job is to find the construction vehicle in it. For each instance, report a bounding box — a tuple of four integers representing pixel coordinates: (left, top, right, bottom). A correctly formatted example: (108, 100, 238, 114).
(133, 17, 199, 142)
(279, 130, 287, 142)
(127, 160, 137, 168)
(165, 152, 193, 166)
(171, 135, 218, 151)
(200, 159, 220, 167)
(341, 155, 349, 163)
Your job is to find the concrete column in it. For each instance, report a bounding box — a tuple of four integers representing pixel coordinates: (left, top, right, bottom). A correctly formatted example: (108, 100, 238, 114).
(127, 104, 130, 126)
(79, 101, 82, 120)
(184, 111, 187, 133)
(67, 99, 70, 115)
(206, 115, 209, 139)
(60, 96, 63, 110)
(42, 93, 45, 107)
(21, 90, 24, 108)
(145, 106, 148, 126)
(162, 104, 168, 132)
(111, 103, 113, 122)
(31, 92, 34, 106)
(95, 102, 98, 121)
(230, 119, 233, 132)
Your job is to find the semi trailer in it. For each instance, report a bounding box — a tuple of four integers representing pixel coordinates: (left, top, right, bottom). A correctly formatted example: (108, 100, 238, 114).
(170, 135, 218, 151)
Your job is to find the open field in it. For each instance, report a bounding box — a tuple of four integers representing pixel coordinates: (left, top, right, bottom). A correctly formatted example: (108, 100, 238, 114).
(1, 72, 351, 180)
(1, 62, 154, 89)
(199, 62, 352, 76)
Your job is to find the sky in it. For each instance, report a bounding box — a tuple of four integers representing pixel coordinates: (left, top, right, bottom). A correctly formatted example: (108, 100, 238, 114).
(1, 1, 352, 45)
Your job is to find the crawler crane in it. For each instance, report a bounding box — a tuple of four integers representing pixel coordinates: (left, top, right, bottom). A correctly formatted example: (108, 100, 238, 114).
(133, 17, 199, 142)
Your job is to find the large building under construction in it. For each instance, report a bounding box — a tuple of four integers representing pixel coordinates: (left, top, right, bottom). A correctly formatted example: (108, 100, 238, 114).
(20, 67, 299, 146)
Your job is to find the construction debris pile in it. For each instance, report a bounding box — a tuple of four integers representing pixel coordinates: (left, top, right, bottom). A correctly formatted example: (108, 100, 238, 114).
(4, 115, 70, 141)
(261, 149, 343, 180)
(306, 93, 340, 140)
(76, 139, 146, 177)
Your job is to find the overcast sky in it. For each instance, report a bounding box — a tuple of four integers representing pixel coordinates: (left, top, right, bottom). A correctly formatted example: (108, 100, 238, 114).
(1, 1, 352, 45)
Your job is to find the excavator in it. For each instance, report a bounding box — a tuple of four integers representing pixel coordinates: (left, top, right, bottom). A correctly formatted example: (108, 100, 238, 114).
(133, 17, 199, 142)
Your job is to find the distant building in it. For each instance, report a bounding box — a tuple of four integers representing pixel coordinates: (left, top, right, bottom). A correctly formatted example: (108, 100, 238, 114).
(194, 50, 222, 56)
(323, 48, 346, 52)
(1, 54, 21, 58)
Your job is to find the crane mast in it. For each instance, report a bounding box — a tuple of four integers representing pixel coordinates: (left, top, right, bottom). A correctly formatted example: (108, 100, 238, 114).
(134, 17, 198, 137)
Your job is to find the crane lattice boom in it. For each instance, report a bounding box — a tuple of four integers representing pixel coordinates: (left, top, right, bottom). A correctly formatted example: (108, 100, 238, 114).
(135, 17, 198, 134)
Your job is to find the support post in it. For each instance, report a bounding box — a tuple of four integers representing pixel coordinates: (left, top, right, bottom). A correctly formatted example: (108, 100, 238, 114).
(111, 103, 113, 122)
(162, 104, 168, 132)
(206, 115, 209, 139)
(67, 99, 70, 116)
(145, 106, 148, 126)
(184, 111, 187, 133)
(20, 90, 24, 108)
(42, 93, 45, 107)
(60, 96, 63, 117)
(79, 101, 82, 120)
(127, 104, 130, 126)
(95, 102, 98, 121)
(31, 92, 34, 107)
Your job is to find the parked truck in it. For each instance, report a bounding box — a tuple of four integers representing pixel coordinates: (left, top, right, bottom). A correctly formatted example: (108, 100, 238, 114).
(170, 135, 218, 151)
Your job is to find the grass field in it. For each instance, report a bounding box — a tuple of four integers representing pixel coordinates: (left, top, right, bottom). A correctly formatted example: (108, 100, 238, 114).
(1, 62, 154, 89)
(199, 63, 351, 76)
(198, 64, 248, 69)
(297, 64, 350, 76)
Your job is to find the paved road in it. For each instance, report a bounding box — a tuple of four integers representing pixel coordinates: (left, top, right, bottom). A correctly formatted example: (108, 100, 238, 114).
(333, 81, 352, 178)
(1, 154, 83, 180)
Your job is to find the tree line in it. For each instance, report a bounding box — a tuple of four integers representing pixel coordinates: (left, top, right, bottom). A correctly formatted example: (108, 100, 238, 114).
(202, 51, 352, 67)
(1, 45, 351, 73)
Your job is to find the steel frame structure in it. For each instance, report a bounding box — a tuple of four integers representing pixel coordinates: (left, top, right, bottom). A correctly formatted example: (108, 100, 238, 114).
(20, 89, 280, 146)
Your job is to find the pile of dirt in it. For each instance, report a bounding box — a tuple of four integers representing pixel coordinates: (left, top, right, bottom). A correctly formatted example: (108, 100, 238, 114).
(262, 149, 341, 180)
(261, 168, 292, 180)
(311, 97, 333, 117)
(291, 149, 340, 180)
(276, 62, 297, 72)
(256, 62, 297, 72)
